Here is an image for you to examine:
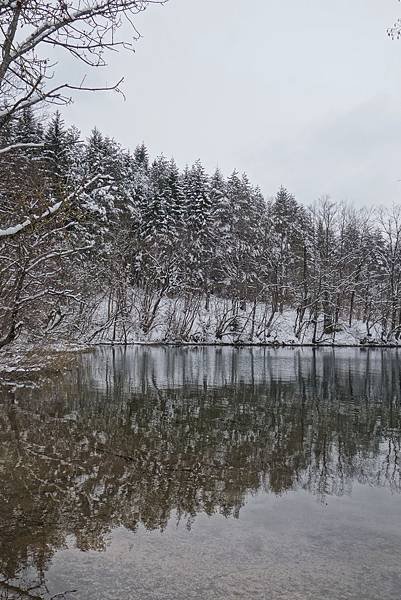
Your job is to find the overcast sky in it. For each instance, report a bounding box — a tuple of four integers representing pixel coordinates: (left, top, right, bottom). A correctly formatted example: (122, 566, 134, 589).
(62, 0, 401, 206)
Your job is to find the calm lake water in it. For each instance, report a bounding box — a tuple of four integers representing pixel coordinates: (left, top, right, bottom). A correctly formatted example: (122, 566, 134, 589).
(1, 347, 401, 599)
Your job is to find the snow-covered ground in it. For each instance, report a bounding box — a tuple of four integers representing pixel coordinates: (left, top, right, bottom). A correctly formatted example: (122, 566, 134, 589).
(72, 295, 395, 347)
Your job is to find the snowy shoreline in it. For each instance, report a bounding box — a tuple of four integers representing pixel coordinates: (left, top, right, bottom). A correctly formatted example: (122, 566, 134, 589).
(67, 300, 401, 349)
(93, 340, 401, 349)
(3, 299, 401, 384)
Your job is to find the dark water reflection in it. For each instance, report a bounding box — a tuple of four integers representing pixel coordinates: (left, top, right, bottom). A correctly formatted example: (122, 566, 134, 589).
(1, 347, 401, 599)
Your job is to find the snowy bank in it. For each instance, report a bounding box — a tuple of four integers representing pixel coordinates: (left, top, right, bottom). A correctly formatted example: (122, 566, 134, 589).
(62, 295, 401, 348)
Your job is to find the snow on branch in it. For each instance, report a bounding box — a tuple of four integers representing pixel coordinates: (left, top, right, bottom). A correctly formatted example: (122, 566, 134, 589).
(0, 1, 168, 120)
(0, 142, 45, 156)
(0, 202, 63, 239)
(0, 174, 103, 239)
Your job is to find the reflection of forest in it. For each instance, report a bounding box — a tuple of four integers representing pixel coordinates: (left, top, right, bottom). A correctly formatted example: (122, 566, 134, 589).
(0, 347, 400, 592)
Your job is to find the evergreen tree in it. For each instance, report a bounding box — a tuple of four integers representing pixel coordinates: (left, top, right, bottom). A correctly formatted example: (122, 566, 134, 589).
(43, 111, 71, 201)
(134, 142, 149, 172)
(181, 160, 214, 294)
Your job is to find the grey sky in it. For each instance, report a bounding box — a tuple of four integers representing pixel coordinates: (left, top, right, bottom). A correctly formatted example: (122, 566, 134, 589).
(62, 0, 401, 206)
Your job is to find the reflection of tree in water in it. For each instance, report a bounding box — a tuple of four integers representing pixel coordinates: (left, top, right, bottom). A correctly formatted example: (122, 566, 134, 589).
(0, 348, 400, 595)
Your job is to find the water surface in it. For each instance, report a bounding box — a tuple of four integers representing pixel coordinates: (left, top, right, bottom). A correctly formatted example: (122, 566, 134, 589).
(1, 347, 400, 599)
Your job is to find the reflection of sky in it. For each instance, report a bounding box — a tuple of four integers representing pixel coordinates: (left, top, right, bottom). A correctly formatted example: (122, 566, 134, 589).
(52, 0, 401, 207)
(42, 489, 401, 600)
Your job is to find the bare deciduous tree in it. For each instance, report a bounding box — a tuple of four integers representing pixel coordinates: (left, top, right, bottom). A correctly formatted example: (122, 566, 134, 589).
(0, 1, 167, 124)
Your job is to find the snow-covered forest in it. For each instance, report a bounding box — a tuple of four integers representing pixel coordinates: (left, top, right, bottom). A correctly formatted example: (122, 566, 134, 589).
(2, 0, 401, 349)
(2, 108, 401, 347)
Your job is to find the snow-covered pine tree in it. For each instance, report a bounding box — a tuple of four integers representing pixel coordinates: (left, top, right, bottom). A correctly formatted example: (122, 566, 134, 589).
(43, 112, 72, 203)
(181, 160, 214, 298)
(209, 168, 229, 298)
(222, 170, 266, 308)
(268, 186, 307, 313)
(134, 142, 150, 173)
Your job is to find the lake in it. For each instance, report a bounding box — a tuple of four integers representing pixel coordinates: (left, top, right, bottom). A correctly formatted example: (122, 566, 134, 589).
(1, 347, 400, 599)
